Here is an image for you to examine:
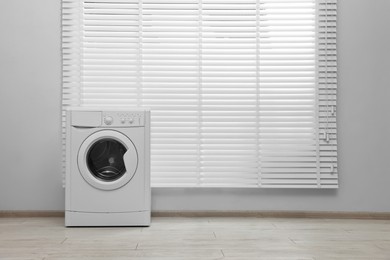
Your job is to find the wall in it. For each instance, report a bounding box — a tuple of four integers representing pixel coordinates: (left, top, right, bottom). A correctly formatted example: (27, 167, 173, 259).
(0, 0, 389, 212)
(0, 0, 63, 210)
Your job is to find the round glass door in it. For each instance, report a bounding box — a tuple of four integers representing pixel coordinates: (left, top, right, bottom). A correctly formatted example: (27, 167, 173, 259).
(78, 130, 138, 190)
(87, 138, 127, 182)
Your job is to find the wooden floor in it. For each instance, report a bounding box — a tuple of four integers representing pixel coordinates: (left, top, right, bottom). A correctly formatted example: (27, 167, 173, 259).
(1, 217, 390, 259)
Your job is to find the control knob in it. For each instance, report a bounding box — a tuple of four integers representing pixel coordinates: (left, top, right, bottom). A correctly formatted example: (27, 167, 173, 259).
(104, 116, 113, 125)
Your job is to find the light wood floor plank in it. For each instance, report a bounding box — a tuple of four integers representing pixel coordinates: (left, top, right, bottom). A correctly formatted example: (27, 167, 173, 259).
(1, 217, 390, 259)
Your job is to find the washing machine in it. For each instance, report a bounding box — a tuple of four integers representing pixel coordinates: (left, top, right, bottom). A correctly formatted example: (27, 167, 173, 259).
(65, 107, 150, 226)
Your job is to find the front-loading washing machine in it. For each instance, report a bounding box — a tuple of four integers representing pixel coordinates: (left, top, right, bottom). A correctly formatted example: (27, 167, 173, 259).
(65, 107, 150, 226)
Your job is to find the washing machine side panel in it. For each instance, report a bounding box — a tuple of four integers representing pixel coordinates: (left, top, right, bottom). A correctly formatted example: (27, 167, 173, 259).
(68, 127, 148, 213)
(65, 110, 72, 211)
(143, 111, 151, 211)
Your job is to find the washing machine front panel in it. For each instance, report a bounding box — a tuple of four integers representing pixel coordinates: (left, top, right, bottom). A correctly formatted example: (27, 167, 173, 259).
(78, 130, 138, 191)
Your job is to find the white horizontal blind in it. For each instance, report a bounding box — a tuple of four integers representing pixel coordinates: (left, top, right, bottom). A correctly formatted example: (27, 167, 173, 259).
(142, 0, 200, 186)
(317, 0, 338, 187)
(62, 0, 83, 187)
(258, 0, 318, 188)
(200, 0, 259, 187)
(61, 0, 338, 188)
(80, 0, 140, 107)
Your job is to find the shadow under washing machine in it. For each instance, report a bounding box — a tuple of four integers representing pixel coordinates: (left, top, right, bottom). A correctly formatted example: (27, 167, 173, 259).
(65, 107, 150, 226)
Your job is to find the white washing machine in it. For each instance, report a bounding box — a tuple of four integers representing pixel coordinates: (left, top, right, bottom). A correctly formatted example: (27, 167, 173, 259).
(65, 107, 150, 226)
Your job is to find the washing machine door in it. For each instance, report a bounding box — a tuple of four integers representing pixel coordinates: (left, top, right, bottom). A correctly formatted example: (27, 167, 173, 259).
(77, 130, 138, 190)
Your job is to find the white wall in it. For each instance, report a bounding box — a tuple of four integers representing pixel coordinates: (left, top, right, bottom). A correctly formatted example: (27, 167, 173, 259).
(0, 0, 389, 212)
(0, 0, 63, 210)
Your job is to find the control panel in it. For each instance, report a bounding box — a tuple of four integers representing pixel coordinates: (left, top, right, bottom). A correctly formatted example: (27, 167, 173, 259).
(102, 111, 145, 127)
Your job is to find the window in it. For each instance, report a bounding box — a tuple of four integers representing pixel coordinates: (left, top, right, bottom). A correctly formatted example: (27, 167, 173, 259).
(62, 0, 337, 188)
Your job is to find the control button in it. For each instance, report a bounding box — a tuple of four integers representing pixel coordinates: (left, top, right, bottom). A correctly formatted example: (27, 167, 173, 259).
(120, 118, 125, 124)
(104, 116, 113, 125)
(129, 118, 134, 124)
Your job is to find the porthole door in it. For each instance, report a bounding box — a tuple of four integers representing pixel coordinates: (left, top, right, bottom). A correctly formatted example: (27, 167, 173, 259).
(78, 130, 138, 190)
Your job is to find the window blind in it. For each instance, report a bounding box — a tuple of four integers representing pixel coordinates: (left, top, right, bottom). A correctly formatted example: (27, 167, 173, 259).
(317, 0, 338, 188)
(62, 0, 338, 188)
